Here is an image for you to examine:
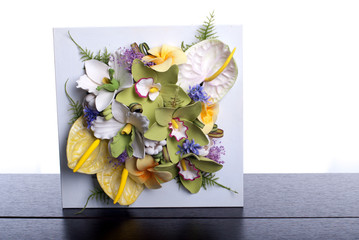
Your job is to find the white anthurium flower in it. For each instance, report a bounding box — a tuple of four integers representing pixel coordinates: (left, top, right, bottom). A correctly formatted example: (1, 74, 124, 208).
(135, 77, 161, 101)
(177, 159, 200, 181)
(91, 100, 149, 158)
(76, 51, 133, 112)
(177, 39, 238, 103)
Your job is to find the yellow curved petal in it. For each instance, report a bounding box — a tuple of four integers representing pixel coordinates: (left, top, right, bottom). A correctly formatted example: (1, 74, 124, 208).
(143, 174, 162, 189)
(66, 116, 109, 174)
(166, 49, 187, 65)
(148, 46, 162, 57)
(97, 163, 144, 205)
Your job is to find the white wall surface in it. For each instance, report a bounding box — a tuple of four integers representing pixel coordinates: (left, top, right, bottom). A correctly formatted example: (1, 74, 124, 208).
(1, 0, 359, 173)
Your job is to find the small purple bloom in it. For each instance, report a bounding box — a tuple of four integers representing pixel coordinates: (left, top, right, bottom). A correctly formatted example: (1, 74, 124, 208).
(187, 84, 211, 104)
(83, 106, 99, 129)
(118, 47, 154, 72)
(176, 139, 201, 156)
(109, 151, 128, 169)
(206, 140, 226, 164)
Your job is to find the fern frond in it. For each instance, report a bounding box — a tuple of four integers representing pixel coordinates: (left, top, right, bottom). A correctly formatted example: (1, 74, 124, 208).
(64, 79, 83, 124)
(76, 187, 111, 214)
(201, 172, 238, 194)
(68, 31, 110, 64)
(181, 11, 217, 52)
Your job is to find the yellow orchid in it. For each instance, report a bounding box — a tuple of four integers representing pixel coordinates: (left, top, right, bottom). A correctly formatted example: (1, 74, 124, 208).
(142, 44, 187, 72)
(199, 102, 219, 134)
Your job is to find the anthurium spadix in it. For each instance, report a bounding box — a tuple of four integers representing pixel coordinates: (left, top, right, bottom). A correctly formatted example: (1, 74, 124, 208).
(177, 39, 238, 103)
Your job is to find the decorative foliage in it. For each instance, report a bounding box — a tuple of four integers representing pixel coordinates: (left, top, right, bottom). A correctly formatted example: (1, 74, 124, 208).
(201, 172, 238, 194)
(68, 31, 111, 63)
(77, 187, 111, 214)
(181, 11, 217, 52)
(64, 79, 83, 124)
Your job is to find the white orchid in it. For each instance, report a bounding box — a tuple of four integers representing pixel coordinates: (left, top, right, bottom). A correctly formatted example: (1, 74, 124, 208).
(76, 50, 133, 112)
(91, 100, 149, 159)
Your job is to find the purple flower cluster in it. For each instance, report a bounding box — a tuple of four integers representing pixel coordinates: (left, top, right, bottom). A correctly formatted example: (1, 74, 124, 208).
(176, 139, 201, 156)
(109, 151, 128, 169)
(118, 47, 154, 72)
(83, 106, 99, 129)
(187, 84, 211, 104)
(206, 140, 226, 164)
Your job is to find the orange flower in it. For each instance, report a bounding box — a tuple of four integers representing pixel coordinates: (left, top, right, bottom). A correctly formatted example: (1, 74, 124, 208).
(125, 155, 173, 189)
(142, 44, 187, 72)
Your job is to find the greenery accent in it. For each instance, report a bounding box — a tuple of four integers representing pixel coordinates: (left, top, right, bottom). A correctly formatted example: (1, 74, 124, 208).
(201, 172, 238, 194)
(76, 187, 111, 214)
(181, 11, 217, 52)
(68, 31, 111, 63)
(65, 79, 83, 124)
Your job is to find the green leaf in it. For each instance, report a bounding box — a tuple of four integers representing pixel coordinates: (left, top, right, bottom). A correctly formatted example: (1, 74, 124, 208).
(144, 123, 169, 141)
(126, 129, 136, 157)
(161, 84, 191, 108)
(183, 120, 209, 146)
(156, 64, 179, 85)
(64, 79, 83, 124)
(155, 107, 176, 127)
(173, 101, 202, 121)
(110, 131, 131, 158)
(180, 173, 202, 194)
(190, 156, 223, 173)
(167, 136, 183, 164)
(131, 59, 157, 82)
(154, 162, 178, 180)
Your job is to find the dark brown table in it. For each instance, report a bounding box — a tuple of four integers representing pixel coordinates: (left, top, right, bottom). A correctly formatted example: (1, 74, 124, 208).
(1, 174, 359, 239)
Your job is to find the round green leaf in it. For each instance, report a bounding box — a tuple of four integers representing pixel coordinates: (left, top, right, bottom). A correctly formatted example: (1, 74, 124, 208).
(180, 173, 202, 194)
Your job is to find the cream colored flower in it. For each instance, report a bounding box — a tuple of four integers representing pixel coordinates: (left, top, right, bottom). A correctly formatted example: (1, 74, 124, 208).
(142, 44, 187, 72)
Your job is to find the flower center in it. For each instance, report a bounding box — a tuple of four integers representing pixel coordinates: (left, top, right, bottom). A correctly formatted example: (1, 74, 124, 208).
(102, 77, 111, 84)
(171, 119, 179, 129)
(180, 159, 187, 171)
(149, 87, 159, 93)
(121, 123, 133, 135)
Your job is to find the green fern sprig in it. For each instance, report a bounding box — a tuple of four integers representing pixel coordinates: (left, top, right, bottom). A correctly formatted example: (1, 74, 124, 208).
(68, 31, 110, 64)
(76, 187, 111, 214)
(64, 79, 83, 124)
(181, 11, 217, 52)
(201, 172, 238, 194)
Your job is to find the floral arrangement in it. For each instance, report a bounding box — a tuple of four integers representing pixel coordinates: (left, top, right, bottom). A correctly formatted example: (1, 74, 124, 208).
(66, 12, 239, 209)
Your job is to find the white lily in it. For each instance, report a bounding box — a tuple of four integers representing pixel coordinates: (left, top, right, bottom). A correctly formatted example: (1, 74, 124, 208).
(76, 50, 133, 112)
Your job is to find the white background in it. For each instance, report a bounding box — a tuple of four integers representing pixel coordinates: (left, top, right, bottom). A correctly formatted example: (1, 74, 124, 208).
(1, 0, 359, 173)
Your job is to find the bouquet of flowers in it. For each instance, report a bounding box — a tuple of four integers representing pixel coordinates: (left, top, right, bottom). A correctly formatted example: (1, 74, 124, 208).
(65, 12, 239, 208)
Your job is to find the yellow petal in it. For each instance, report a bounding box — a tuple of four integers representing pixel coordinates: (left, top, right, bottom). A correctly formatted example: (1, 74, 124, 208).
(199, 103, 219, 134)
(148, 46, 162, 57)
(97, 164, 144, 206)
(136, 155, 158, 171)
(150, 57, 173, 72)
(144, 174, 162, 189)
(166, 49, 187, 65)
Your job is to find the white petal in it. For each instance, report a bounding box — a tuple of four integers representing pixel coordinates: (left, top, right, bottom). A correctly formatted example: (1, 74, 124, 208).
(91, 117, 124, 139)
(85, 59, 110, 85)
(126, 112, 149, 134)
(177, 160, 200, 181)
(168, 118, 188, 142)
(132, 131, 145, 159)
(95, 90, 116, 112)
(148, 91, 160, 101)
(109, 50, 133, 88)
(178, 39, 238, 103)
(111, 101, 129, 123)
(76, 75, 99, 94)
(134, 78, 153, 97)
(84, 94, 96, 109)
